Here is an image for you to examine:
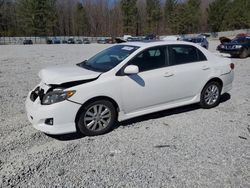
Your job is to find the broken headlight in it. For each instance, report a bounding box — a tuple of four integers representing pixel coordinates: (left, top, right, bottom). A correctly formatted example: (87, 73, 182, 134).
(42, 90, 76, 105)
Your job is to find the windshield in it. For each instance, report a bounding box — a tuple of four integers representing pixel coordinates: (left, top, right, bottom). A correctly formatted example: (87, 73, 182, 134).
(231, 37, 246, 43)
(78, 45, 139, 72)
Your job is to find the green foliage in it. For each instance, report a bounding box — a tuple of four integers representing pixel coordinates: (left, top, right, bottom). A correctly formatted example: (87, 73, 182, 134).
(1, 0, 250, 37)
(222, 0, 250, 30)
(0, 0, 17, 36)
(120, 0, 138, 34)
(185, 0, 202, 33)
(166, 0, 202, 34)
(207, 0, 230, 32)
(164, 0, 177, 33)
(17, 0, 57, 36)
(146, 0, 162, 34)
(207, 0, 250, 32)
(75, 2, 89, 36)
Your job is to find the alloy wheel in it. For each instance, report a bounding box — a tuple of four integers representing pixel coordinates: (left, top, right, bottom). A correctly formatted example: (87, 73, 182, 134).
(84, 104, 112, 131)
(204, 84, 219, 105)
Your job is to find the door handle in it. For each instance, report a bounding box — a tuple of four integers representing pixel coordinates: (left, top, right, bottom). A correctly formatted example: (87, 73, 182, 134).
(164, 72, 174, 77)
(202, 66, 210, 70)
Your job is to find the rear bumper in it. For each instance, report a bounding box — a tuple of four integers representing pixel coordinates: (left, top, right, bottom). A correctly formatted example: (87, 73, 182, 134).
(25, 92, 81, 135)
(221, 70, 234, 94)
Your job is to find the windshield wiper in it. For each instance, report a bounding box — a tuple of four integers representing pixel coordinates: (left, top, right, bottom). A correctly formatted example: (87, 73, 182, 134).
(77, 60, 87, 68)
(77, 61, 104, 72)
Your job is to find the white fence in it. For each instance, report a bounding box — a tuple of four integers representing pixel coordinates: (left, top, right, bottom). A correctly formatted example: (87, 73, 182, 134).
(1, 28, 250, 45)
(0, 36, 108, 45)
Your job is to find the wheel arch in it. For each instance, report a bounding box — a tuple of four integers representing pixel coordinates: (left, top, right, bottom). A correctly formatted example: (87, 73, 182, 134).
(199, 77, 223, 108)
(75, 96, 120, 127)
(202, 77, 223, 92)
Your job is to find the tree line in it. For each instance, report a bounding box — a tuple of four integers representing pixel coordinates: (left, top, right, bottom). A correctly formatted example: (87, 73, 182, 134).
(0, 0, 250, 37)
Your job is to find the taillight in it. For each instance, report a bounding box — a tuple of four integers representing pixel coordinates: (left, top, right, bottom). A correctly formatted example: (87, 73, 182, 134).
(230, 63, 235, 70)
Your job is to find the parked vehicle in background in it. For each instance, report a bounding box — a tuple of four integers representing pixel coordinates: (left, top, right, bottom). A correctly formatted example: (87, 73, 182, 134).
(198, 33, 210, 38)
(97, 38, 107, 44)
(162, 35, 180, 41)
(183, 36, 209, 49)
(52, 38, 61, 44)
(123, 35, 132, 41)
(219, 37, 231, 44)
(236, 33, 249, 37)
(46, 39, 53, 44)
(217, 35, 250, 58)
(97, 38, 114, 44)
(127, 37, 141, 42)
(62, 40, 68, 44)
(105, 38, 114, 44)
(76, 39, 83, 44)
(23, 39, 33, 45)
(115, 36, 141, 43)
(144, 34, 156, 40)
(67, 38, 75, 44)
(83, 38, 90, 44)
(47, 38, 61, 44)
(26, 41, 234, 136)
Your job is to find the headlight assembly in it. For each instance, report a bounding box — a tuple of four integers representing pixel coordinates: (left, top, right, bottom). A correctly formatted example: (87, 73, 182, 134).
(42, 90, 76, 105)
(233, 45, 242, 49)
(220, 45, 225, 49)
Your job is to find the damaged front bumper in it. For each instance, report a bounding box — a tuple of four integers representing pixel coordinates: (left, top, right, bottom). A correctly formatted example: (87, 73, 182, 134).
(25, 83, 81, 135)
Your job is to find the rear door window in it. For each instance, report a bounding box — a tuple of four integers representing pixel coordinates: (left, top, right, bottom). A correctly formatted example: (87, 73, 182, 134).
(168, 45, 207, 66)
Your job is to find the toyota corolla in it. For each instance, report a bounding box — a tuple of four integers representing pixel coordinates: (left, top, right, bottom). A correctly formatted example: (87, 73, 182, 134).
(25, 41, 234, 136)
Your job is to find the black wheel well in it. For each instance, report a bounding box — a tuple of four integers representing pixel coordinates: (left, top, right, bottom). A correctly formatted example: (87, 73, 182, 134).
(75, 96, 120, 126)
(204, 78, 223, 89)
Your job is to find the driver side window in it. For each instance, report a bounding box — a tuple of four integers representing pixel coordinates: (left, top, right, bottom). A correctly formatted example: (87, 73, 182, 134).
(128, 46, 166, 72)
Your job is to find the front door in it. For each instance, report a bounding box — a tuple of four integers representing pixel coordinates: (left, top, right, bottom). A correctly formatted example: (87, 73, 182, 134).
(120, 46, 170, 113)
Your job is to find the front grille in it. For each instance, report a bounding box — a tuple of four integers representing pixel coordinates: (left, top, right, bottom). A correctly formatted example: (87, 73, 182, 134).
(225, 45, 233, 49)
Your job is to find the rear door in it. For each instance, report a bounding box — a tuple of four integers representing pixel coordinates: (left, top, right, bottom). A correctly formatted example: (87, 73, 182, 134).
(161, 44, 211, 102)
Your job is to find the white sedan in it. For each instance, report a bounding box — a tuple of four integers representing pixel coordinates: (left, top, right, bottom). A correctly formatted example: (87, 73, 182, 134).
(25, 41, 234, 136)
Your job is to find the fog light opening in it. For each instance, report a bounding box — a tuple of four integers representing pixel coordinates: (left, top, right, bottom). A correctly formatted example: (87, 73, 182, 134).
(45, 118, 54, 125)
(230, 63, 235, 70)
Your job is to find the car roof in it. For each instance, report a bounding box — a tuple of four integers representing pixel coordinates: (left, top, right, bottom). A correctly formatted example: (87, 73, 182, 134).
(117, 40, 196, 48)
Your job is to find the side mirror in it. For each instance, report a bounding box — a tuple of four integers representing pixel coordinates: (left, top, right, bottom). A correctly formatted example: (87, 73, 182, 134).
(124, 65, 139, 75)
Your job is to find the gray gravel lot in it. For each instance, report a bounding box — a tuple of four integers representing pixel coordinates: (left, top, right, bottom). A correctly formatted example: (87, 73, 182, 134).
(0, 41, 250, 188)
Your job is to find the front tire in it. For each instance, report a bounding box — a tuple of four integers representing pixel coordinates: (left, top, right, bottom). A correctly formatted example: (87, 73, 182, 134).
(200, 81, 222, 109)
(77, 100, 117, 136)
(239, 48, 248, 59)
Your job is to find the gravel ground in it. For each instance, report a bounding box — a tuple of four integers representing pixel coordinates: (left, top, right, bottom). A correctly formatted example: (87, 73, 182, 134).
(0, 41, 250, 188)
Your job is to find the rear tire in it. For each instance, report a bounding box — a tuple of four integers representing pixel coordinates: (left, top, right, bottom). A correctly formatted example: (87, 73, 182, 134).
(77, 100, 117, 136)
(200, 81, 222, 109)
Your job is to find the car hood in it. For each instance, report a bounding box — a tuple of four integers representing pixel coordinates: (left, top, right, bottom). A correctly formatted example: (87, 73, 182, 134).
(38, 65, 101, 85)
